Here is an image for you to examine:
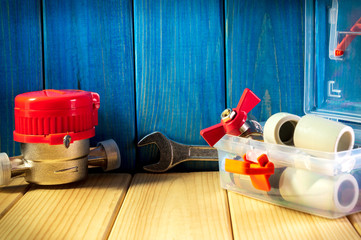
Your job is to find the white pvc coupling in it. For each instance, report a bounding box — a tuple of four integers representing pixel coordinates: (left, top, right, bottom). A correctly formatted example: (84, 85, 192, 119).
(279, 168, 359, 213)
(264, 113, 355, 153)
(263, 112, 300, 146)
(294, 114, 354, 152)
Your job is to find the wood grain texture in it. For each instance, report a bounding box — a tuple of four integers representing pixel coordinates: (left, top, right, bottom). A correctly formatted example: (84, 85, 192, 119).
(348, 213, 361, 236)
(225, 0, 304, 121)
(109, 172, 232, 239)
(0, 174, 131, 240)
(43, 0, 136, 170)
(0, 177, 29, 219)
(134, 0, 225, 171)
(0, 0, 42, 155)
(228, 191, 360, 240)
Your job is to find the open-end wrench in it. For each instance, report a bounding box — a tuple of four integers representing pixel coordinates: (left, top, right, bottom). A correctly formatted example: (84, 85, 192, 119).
(138, 121, 263, 172)
(138, 132, 218, 172)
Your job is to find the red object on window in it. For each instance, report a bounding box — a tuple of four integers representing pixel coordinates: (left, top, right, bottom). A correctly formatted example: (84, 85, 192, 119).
(200, 88, 260, 147)
(13, 89, 100, 145)
(225, 154, 274, 192)
(334, 49, 344, 57)
(335, 17, 361, 57)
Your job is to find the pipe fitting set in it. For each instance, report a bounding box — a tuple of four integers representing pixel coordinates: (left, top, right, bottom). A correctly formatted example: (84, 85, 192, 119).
(263, 112, 355, 153)
(196, 88, 360, 215)
(0, 89, 121, 186)
(262, 112, 357, 213)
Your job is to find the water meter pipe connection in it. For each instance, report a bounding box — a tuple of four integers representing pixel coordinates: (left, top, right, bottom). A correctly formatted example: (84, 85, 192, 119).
(0, 90, 121, 186)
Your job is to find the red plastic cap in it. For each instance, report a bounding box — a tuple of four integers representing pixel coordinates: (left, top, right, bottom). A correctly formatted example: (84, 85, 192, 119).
(13, 89, 100, 145)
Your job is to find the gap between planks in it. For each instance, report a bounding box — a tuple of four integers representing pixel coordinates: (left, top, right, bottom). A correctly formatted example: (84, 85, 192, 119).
(228, 191, 361, 240)
(108, 172, 233, 240)
(348, 213, 361, 237)
(0, 177, 30, 220)
(110, 172, 361, 240)
(0, 174, 131, 240)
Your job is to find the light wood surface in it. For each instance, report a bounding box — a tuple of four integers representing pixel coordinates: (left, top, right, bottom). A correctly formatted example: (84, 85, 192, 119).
(108, 172, 233, 240)
(0, 172, 359, 239)
(228, 191, 360, 240)
(348, 213, 361, 236)
(0, 177, 29, 219)
(0, 174, 131, 240)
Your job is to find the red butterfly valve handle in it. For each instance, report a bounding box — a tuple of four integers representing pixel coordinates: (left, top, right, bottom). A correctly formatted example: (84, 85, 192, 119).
(200, 88, 261, 147)
(225, 154, 274, 192)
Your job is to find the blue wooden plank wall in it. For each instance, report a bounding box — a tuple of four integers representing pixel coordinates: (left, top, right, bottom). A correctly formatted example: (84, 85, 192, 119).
(134, 0, 225, 171)
(42, 0, 136, 170)
(226, 0, 304, 120)
(0, 0, 305, 172)
(0, 0, 43, 156)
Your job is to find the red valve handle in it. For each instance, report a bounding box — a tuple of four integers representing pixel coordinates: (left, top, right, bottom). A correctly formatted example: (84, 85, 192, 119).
(225, 154, 274, 192)
(200, 88, 260, 147)
(335, 17, 361, 57)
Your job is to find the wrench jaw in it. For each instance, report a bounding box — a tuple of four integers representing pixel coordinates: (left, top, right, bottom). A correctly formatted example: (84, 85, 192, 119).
(143, 162, 172, 173)
(138, 132, 174, 172)
(138, 131, 219, 172)
(138, 132, 165, 147)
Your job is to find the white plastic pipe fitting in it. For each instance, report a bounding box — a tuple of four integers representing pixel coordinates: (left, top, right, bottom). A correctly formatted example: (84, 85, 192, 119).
(264, 113, 355, 153)
(294, 114, 354, 152)
(263, 112, 300, 146)
(279, 168, 359, 213)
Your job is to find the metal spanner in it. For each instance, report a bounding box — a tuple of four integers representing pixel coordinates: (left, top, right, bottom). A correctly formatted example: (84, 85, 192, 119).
(138, 120, 263, 172)
(138, 132, 218, 172)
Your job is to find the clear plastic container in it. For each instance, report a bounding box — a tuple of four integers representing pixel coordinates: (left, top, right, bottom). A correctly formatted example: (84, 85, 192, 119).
(215, 135, 361, 218)
(216, 0, 361, 218)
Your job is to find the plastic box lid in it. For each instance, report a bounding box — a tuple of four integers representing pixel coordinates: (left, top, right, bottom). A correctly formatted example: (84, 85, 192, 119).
(305, 0, 361, 142)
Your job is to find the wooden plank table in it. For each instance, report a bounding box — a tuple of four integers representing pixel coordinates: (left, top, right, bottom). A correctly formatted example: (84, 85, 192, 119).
(0, 172, 360, 240)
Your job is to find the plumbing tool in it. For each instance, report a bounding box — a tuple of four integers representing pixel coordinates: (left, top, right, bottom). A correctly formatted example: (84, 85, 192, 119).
(138, 132, 218, 172)
(0, 89, 121, 186)
(138, 120, 262, 172)
(200, 88, 261, 147)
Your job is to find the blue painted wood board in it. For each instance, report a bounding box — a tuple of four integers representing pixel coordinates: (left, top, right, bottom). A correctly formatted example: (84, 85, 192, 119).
(0, 0, 43, 156)
(43, 0, 136, 170)
(225, 0, 305, 121)
(0, 0, 307, 172)
(134, 0, 225, 171)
